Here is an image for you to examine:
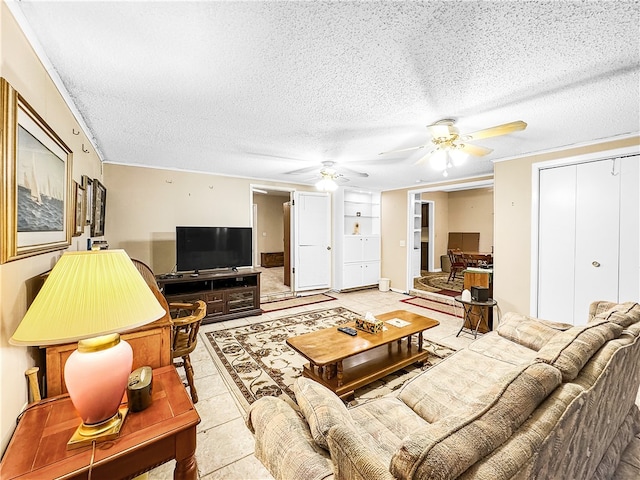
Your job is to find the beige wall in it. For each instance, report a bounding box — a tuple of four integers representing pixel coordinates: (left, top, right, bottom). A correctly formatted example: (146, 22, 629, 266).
(103, 164, 310, 274)
(254, 193, 287, 260)
(0, 2, 102, 452)
(494, 136, 640, 316)
(448, 187, 494, 252)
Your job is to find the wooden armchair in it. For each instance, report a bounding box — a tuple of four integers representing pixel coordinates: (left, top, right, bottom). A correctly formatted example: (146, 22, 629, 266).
(170, 300, 207, 404)
(447, 249, 467, 282)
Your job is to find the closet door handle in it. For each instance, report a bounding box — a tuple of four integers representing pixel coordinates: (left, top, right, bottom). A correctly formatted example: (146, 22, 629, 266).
(592, 261, 601, 268)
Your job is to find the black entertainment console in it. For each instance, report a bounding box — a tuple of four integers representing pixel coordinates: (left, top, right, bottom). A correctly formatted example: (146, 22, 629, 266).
(156, 269, 261, 324)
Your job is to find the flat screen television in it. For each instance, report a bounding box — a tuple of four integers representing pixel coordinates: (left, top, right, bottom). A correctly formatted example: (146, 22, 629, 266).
(176, 226, 252, 272)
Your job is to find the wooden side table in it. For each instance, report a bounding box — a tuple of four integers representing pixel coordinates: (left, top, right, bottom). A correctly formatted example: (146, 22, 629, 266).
(0, 366, 200, 480)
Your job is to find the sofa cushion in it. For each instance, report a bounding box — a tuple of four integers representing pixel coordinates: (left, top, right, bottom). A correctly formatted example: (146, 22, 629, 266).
(497, 312, 572, 351)
(247, 396, 335, 480)
(468, 331, 538, 365)
(294, 376, 357, 450)
(593, 302, 640, 328)
(536, 319, 623, 381)
(398, 348, 521, 423)
(390, 362, 562, 480)
(350, 397, 429, 462)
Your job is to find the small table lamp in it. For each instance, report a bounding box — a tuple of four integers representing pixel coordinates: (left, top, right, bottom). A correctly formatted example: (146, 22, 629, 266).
(10, 250, 166, 448)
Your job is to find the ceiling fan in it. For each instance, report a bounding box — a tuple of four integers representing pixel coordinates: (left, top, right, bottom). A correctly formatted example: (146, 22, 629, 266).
(380, 119, 527, 176)
(285, 161, 369, 191)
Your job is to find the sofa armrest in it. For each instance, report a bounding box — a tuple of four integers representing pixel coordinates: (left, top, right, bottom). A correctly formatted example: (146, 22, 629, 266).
(247, 396, 334, 480)
(326, 424, 395, 480)
(497, 312, 573, 351)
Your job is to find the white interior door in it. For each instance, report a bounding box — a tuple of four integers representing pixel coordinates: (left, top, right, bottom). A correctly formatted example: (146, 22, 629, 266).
(293, 191, 331, 292)
(538, 165, 577, 323)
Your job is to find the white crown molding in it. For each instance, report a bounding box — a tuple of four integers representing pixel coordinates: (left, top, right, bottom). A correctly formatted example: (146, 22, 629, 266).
(492, 132, 640, 164)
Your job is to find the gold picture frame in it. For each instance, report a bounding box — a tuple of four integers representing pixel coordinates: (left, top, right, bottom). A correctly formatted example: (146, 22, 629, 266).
(73, 181, 85, 237)
(0, 78, 73, 263)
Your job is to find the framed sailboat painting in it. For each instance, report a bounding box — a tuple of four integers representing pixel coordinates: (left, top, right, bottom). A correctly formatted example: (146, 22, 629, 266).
(0, 78, 73, 263)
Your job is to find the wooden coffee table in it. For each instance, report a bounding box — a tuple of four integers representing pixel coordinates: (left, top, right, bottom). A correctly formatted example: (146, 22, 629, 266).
(286, 310, 439, 399)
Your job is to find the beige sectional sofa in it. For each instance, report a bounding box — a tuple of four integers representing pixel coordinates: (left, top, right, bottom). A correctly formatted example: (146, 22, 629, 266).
(247, 301, 640, 479)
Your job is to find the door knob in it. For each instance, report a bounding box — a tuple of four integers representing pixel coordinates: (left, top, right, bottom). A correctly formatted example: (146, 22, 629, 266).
(327, 246, 331, 250)
(592, 261, 600, 267)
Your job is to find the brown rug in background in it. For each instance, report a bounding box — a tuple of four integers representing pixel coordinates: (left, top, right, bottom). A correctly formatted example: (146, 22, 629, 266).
(414, 272, 463, 297)
(261, 293, 337, 313)
(401, 296, 463, 318)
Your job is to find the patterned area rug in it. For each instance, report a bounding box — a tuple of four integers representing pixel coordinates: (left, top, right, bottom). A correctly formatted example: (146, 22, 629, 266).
(261, 293, 336, 313)
(414, 272, 463, 296)
(204, 307, 456, 412)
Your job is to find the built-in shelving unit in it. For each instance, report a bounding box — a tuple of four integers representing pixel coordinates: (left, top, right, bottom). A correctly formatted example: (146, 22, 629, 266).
(333, 188, 381, 290)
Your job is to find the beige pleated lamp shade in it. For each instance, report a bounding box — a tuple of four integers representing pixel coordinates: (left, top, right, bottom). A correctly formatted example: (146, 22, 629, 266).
(10, 250, 166, 346)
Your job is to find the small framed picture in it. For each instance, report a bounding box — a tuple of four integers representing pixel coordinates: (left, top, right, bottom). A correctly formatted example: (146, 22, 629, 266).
(82, 175, 93, 226)
(91, 179, 106, 237)
(73, 181, 85, 236)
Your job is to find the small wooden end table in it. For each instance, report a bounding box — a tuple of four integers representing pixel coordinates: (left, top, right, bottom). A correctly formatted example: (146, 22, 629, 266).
(0, 365, 200, 480)
(286, 310, 439, 399)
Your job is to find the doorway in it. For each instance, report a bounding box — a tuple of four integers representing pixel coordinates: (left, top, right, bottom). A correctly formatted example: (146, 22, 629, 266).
(406, 179, 494, 294)
(251, 186, 294, 299)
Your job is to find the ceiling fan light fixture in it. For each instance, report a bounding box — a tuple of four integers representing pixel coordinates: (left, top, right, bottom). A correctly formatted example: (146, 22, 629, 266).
(430, 149, 448, 171)
(449, 148, 468, 166)
(315, 176, 338, 192)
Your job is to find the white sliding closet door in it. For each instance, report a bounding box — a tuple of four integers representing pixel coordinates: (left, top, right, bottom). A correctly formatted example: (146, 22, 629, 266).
(538, 166, 577, 323)
(573, 160, 620, 322)
(537, 157, 639, 325)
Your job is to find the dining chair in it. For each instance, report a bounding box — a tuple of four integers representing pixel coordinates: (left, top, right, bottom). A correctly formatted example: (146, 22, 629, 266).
(447, 249, 467, 282)
(169, 300, 207, 404)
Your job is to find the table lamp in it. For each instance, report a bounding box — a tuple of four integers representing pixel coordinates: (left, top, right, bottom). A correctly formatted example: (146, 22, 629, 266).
(10, 250, 166, 448)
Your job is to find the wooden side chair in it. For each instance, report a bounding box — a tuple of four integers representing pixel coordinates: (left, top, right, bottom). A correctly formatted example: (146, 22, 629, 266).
(447, 249, 467, 282)
(170, 300, 207, 404)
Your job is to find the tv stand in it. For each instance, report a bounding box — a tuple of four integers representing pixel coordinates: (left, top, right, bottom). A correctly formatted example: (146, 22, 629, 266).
(156, 269, 261, 324)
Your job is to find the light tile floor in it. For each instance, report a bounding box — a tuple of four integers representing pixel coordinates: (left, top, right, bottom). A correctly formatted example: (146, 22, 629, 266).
(149, 288, 475, 479)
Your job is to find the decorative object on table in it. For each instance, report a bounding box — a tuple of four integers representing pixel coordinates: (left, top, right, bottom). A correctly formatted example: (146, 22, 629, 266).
(461, 289, 472, 302)
(73, 181, 85, 237)
(353, 222, 360, 234)
(0, 78, 73, 264)
(90, 178, 107, 236)
(10, 250, 166, 448)
(91, 240, 109, 250)
(471, 285, 489, 302)
(355, 311, 384, 333)
(127, 366, 153, 412)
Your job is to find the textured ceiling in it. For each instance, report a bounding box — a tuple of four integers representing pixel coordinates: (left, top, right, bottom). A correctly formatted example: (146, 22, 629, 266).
(12, 1, 640, 190)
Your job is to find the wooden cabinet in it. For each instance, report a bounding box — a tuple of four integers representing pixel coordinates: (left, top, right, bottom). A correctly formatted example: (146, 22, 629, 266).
(44, 317, 172, 397)
(463, 269, 493, 333)
(157, 270, 261, 324)
(260, 251, 284, 268)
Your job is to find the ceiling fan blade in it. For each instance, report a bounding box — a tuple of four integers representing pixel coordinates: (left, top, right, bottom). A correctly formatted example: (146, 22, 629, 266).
(463, 121, 527, 141)
(458, 143, 493, 156)
(336, 165, 369, 178)
(379, 144, 427, 155)
(285, 165, 321, 175)
(413, 148, 437, 165)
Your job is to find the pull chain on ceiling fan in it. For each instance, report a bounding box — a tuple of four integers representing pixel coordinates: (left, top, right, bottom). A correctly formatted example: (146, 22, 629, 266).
(380, 119, 527, 176)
